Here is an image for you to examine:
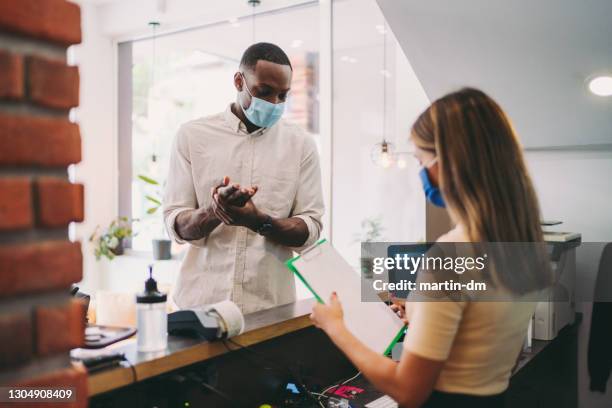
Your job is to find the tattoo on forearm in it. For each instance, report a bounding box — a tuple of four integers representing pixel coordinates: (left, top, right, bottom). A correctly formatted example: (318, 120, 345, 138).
(174, 207, 221, 241)
(266, 217, 309, 247)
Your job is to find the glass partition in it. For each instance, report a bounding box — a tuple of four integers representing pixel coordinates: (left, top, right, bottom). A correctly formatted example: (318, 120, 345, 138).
(331, 0, 430, 268)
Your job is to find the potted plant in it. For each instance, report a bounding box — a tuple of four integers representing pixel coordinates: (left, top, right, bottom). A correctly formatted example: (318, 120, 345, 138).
(138, 174, 172, 260)
(353, 216, 385, 279)
(89, 217, 134, 261)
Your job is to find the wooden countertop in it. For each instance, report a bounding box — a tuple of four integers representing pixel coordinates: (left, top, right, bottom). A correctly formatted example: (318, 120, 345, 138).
(80, 300, 578, 397)
(79, 298, 316, 396)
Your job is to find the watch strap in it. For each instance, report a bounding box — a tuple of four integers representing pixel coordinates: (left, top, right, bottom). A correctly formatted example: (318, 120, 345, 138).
(256, 215, 273, 236)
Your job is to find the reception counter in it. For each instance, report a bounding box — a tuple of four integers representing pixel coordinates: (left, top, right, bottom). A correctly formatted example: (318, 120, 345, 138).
(77, 299, 581, 407)
(80, 299, 318, 396)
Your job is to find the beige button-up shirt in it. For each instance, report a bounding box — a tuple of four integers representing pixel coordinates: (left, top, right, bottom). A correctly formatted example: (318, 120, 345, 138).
(163, 104, 324, 314)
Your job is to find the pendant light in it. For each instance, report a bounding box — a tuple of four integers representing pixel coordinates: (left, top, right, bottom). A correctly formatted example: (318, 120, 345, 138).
(248, 0, 261, 41)
(148, 21, 160, 169)
(371, 20, 394, 168)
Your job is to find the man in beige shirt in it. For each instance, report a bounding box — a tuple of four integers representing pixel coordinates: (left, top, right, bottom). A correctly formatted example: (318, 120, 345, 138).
(163, 43, 324, 314)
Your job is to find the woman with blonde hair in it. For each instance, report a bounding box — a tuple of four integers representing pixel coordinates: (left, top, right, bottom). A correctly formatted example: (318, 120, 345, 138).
(311, 88, 550, 407)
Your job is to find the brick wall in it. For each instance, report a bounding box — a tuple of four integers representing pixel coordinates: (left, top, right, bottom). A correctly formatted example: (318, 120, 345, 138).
(0, 0, 87, 406)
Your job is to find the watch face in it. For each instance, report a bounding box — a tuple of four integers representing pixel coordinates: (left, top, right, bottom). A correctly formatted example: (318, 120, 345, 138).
(257, 217, 273, 236)
(258, 223, 273, 236)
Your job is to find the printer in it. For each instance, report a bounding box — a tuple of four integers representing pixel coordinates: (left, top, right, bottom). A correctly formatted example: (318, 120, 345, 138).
(532, 224, 581, 341)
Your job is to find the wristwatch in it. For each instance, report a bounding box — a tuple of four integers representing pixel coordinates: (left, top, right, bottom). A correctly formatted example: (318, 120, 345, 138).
(256, 215, 273, 236)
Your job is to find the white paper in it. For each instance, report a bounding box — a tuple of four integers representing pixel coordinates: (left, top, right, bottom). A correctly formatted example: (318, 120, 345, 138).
(292, 241, 405, 354)
(206, 300, 245, 337)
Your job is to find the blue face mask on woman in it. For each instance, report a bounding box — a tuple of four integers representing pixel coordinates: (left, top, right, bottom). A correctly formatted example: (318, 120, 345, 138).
(419, 157, 446, 208)
(240, 73, 285, 129)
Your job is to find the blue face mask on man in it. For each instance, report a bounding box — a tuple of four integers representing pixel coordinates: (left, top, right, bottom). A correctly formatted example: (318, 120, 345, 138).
(419, 157, 446, 208)
(239, 73, 285, 129)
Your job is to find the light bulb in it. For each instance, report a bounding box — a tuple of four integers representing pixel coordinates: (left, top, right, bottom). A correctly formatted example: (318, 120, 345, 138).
(397, 157, 407, 169)
(380, 152, 392, 168)
(588, 76, 612, 97)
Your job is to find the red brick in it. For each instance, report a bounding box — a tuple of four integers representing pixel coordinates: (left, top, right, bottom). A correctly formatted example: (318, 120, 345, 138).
(0, 50, 23, 100)
(0, 113, 81, 167)
(0, 311, 33, 367)
(8, 365, 88, 408)
(36, 178, 84, 228)
(35, 299, 85, 356)
(0, 241, 82, 297)
(0, 177, 32, 230)
(27, 56, 79, 109)
(0, 0, 81, 46)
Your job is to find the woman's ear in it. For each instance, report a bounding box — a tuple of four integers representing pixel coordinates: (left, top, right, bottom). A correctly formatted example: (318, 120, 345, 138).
(428, 162, 441, 187)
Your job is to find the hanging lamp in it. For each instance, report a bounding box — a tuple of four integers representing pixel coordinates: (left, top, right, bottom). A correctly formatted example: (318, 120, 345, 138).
(248, 0, 261, 41)
(371, 20, 394, 168)
(148, 21, 160, 166)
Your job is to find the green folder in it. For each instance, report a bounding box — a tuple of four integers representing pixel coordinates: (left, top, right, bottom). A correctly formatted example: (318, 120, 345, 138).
(286, 239, 406, 356)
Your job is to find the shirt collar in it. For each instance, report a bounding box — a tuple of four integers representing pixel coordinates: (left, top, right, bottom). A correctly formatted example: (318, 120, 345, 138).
(223, 103, 267, 136)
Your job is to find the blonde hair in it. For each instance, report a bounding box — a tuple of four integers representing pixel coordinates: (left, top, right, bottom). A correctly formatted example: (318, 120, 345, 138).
(411, 89, 553, 293)
(411, 88, 543, 243)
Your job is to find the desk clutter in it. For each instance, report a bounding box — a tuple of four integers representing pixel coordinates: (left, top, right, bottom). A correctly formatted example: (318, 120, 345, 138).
(84, 325, 137, 349)
(85, 351, 394, 408)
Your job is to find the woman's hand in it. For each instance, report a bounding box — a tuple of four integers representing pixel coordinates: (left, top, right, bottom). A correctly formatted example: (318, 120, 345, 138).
(390, 296, 409, 325)
(310, 292, 345, 334)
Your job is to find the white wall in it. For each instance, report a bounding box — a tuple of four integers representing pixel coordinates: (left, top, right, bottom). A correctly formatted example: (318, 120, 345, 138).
(526, 149, 612, 241)
(526, 149, 612, 298)
(71, 3, 117, 294)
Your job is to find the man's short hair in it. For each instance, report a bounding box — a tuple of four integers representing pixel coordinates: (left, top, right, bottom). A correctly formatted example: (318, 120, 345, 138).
(239, 42, 292, 71)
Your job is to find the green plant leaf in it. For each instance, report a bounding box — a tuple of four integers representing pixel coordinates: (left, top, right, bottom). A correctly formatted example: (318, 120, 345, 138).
(146, 207, 158, 214)
(145, 195, 162, 205)
(138, 175, 159, 185)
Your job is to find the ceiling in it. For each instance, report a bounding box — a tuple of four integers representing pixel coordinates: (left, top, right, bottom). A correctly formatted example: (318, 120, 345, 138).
(131, 3, 321, 65)
(128, 0, 395, 70)
(377, 0, 612, 148)
(93, 0, 317, 39)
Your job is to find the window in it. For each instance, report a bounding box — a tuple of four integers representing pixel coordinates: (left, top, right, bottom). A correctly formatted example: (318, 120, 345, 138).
(119, 3, 320, 251)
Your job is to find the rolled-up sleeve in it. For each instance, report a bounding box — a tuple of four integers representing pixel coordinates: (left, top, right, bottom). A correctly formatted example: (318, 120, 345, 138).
(163, 126, 204, 246)
(290, 135, 324, 252)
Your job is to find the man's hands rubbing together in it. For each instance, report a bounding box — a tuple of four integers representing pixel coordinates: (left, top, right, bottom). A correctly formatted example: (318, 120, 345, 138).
(211, 176, 266, 231)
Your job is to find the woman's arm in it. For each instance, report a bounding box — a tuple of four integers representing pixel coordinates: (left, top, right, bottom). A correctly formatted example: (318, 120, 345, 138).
(311, 293, 444, 407)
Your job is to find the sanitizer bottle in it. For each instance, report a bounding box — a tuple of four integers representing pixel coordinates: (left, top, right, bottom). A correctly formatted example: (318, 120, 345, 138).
(136, 265, 167, 352)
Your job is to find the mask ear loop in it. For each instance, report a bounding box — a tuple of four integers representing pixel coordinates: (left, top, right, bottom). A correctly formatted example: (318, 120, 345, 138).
(238, 72, 254, 113)
(423, 156, 438, 169)
(240, 72, 254, 97)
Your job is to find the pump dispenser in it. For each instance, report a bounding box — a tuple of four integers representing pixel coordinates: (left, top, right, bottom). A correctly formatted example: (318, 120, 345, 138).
(136, 265, 167, 352)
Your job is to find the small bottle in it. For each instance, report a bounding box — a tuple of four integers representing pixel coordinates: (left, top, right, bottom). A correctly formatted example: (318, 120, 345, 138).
(136, 265, 167, 352)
